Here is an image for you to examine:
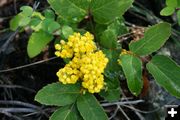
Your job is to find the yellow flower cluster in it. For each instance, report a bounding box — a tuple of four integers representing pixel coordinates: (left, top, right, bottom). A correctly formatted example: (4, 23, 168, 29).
(55, 32, 109, 93)
(55, 32, 96, 58)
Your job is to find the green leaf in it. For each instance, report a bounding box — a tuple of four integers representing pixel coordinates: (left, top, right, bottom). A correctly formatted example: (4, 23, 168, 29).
(48, 21, 61, 34)
(62, 25, 74, 39)
(120, 54, 143, 96)
(48, 0, 88, 22)
(129, 22, 171, 56)
(100, 77, 121, 102)
(27, 31, 53, 58)
(91, 0, 133, 24)
(19, 15, 31, 26)
(32, 11, 45, 20)
(50, 104, 83, 120)
(160, 7, 175, 16)
(146, 55, 180, 98)
(77, 93, 108, 120)
(100, 29, 117, 49)
(10, 14, 21, 31)
(29, 17, 42, 31)
(166, 0, 177, 8)
(108, 17, 128, 36)
(103, 49, 122, 77)
(35, 82, 81, 106)
(44, 9, 55, 20)
(41, 19, 53, 31)
(20, 6, 33, 17)
(177, 10, 180, 25)
(178, 0, 180, 7)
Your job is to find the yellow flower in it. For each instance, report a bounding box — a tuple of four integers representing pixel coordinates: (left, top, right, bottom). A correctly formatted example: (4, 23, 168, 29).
(56, 59, 81, 84)
(55, 32, 109, 93)
(80, 51, 108, 93)
(55, 32, 97, 58)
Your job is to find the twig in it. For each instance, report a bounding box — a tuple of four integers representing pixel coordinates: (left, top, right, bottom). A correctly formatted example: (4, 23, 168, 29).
(13, 0, 17, 14)
(109, 106, 119, 120)
(121, 104, 160, 114)
(101, 100, 144, 107)
(118, 105, 131, 120)
(33, 1, 40, 10)
(0, 100, 39, 109)
(0, 56, 58, 73)
(0, 108, 36, 113)
(0, 84, 36, 93)
(0, 29, 19, 53)
(1, 111, 22, 120)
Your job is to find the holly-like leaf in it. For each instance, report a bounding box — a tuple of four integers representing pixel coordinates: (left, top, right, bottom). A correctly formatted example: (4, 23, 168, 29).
(129, 22, 171, 56)
(48, 0, 88, 22)
(35, 82, 81, 106)
(77, 93, 108, 120)
(146, 55, 180, 98)
(120, 54, 143, 96)
(91, 0, 133, 24)
(50, 104, 83, 120)
(27, 31, 53, 58)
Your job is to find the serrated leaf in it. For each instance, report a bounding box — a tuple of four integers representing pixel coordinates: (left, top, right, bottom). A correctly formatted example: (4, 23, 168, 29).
(91, 0, 133, 24)
(100, 29, 117, 49)
(146, 55, 180, 98)
(100, 77, 121, 102)
(35, 82, 81, 106)
(50, 104, 83, 120)
(160, 7, 175, 16)
(120, 54, 143, 96)
(129, 22, 171, 56)
(27, 31, 53, 58)
(62, 25, 74, 39)
(48, 0, 88, 22)
(77, 93, 108, 120)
